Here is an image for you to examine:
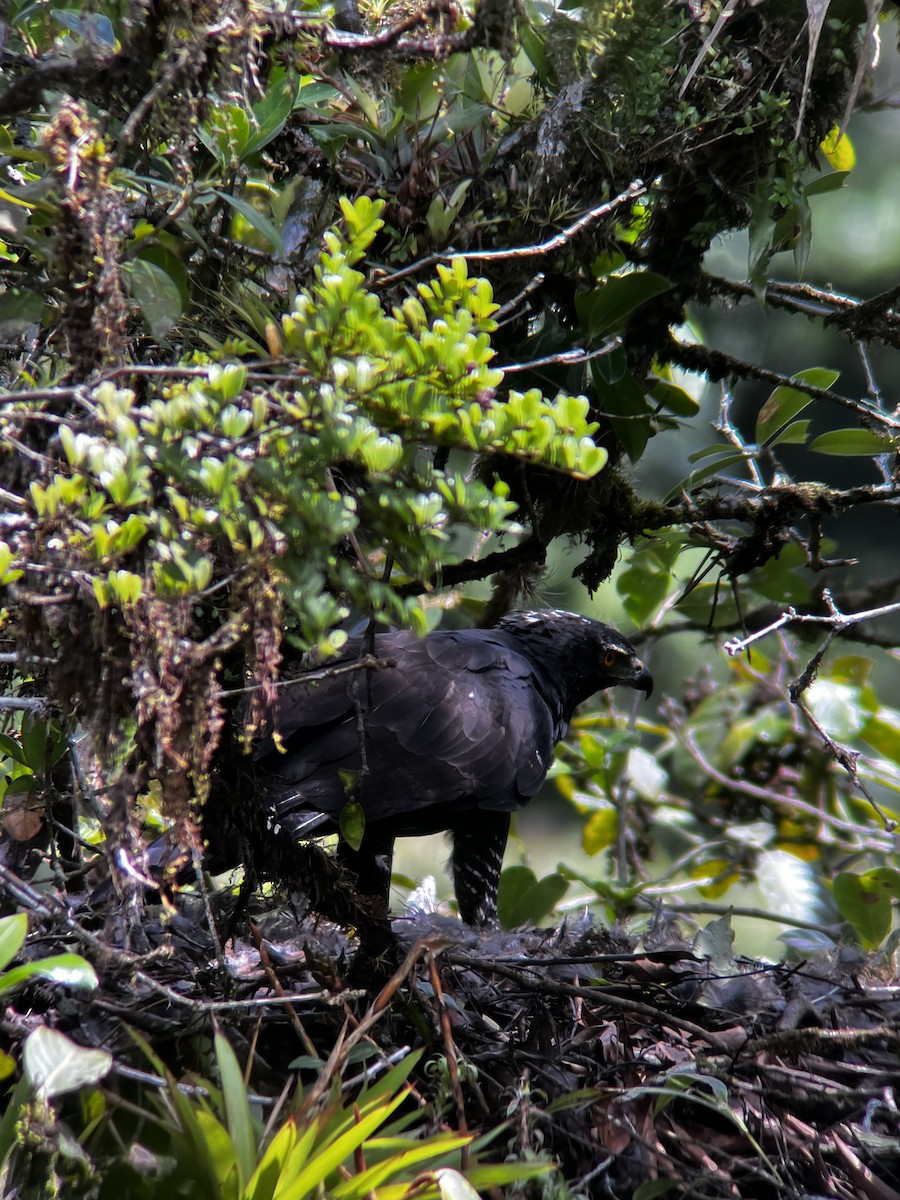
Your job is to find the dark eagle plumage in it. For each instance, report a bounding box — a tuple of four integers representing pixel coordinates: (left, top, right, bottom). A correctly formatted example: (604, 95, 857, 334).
(253, 610, 652, 924)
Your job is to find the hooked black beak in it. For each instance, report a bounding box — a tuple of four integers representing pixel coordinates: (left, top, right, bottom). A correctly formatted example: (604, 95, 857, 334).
(628, 664, 654, 699)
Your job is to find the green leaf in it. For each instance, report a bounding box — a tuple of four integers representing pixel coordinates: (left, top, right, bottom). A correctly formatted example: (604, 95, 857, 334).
(3, 774, 38, 795)
(755, 367, 839, 445)
(647, 376, 700, 416)
(792, 185, 812, 279)
(674, 579, 740, 625)
(23, 1027, 111, 1101)
(245, 74, 296, 156)
(215, 190, 285, 256)
(128, 257, 184, 339)
(459, 1162, 554, 1188)
(20, 714, 47, 772)
(820, 126, 856, 172)
(497, 865, 569, 928)
(577, 272, 671, 339)
(809, 428, 897, 456)
(747, 194, 776, 306)
(590, 357, 653, 462)
(278, 1091, 407, 1198)
(0, 953, 98, 994)
(198, 105, 252, 164)
(581, 808, 617, 856)
(519, 24, 555, 87)
(339, 797, 366, 852)
(0, 1076, 30, 1170)
(833, 869, 900, 949)
(134, 243, 190, 311)
(194, 1108, 239, 1194)
(768, 419, 810, 447)
(332, 1136, 472, 1200)
(107, 569, 143, 607)
(634, 1181, 678, 1200)
(247, 1119, 305, 1200)
(0, 733, 28, 766)
(618, 555, 674, 626)
(805, 171, 851, 197)
(668, 450, 750, 499)
(0, 913, 27, 973)
(0, 286, 45, 335)
(215, 1030, 257, 1189)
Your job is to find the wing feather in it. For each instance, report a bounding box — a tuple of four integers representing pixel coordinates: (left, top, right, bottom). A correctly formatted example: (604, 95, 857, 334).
(258, 628, 557, 830)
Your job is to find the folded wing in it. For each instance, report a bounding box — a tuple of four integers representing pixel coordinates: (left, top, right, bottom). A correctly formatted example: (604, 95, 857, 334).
(255, 628, 558, 838)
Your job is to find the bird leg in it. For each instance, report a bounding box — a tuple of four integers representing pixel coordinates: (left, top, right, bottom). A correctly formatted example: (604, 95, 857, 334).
(449, 811, 511, 926)
(335, 827, 395, 917)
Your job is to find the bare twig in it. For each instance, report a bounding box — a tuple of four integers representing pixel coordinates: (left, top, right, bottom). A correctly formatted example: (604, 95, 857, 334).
(501, 338, 621, 374)
(673, 716, 894, 853)
(0, 696, 46, 711)
(715, 381, 764, 488)
(379, 181, 646, 285)
(793, 696, 896, 832)
(428, 949, 468, 1166)
(446, 951, 733, 1053)
(661, 901, 840, 938)
(723, 592, 900, 658)
(217, 654, 395, 698)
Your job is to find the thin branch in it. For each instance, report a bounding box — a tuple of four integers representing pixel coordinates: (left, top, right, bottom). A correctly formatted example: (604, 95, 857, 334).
(723, 592, 900, 657)
(699, 272, 859, 320)
(673, 715, 895, 853)
(661, 901, 840, 937)
(217, 654, 395, 699)
(379, 181, 646, 285)
(395, 536, 546, 598)
(494, 273, 546, 323)
(273, 7, 473, 57)
(793, 694, 896, 832)
(715, 381, 764, 488)
(669, 337, 900, 428)
(445, 951, 733, 1053)
(501, 338, 621, 374)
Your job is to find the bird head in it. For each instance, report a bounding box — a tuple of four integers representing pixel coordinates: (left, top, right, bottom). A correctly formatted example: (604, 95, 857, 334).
(595, 637, 653, 698)
(497, 609, 653, 707)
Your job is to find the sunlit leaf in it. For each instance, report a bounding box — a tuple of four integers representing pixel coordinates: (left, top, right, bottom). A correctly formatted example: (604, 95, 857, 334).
(581, 808, 617, 855)
(216, 190, 285, 256)
(0, 913, 27, 974)
(23, 1027, 111, 1101)
(820, 126, 856, 171)
(647, 376, 700, 416)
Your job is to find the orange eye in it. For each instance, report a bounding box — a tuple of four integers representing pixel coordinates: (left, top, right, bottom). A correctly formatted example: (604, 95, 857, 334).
(603, 650, 618, 669)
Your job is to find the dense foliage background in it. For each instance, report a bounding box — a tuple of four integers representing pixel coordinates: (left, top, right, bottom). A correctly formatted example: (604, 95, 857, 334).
(3, 0, 900, 1195)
